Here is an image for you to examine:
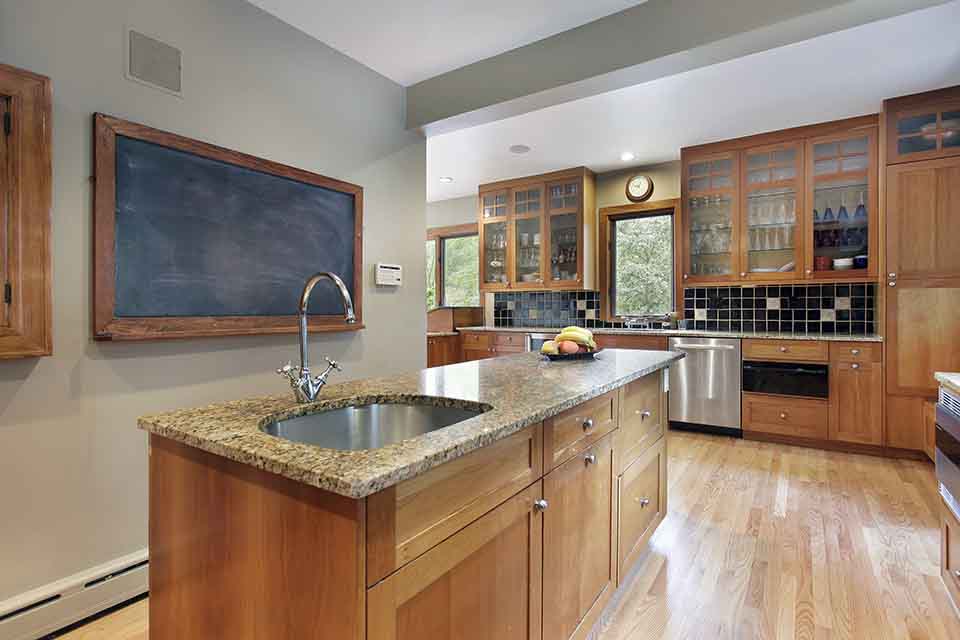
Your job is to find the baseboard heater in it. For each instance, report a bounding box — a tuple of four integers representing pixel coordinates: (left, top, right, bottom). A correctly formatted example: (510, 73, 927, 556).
(0, 550, 148, 640)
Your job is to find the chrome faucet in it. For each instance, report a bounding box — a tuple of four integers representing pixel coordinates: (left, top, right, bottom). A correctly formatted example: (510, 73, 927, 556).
(278, 272, 357, 403)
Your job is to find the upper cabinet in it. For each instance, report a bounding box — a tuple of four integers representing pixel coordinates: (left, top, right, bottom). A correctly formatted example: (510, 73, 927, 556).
(0, 64, 52, 359)
(479, 167, 596, 292)
(885, 86, 960, 165)
(680, 116, 879, 286)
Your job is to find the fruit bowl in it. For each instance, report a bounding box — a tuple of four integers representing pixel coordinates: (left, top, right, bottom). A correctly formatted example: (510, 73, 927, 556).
(539, 326, 599, 359)
(544, 348, 602, 361)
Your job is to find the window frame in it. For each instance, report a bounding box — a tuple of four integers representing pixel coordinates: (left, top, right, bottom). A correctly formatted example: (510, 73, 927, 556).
(599, 199, 681, 323)
(425, 222, 480, 309)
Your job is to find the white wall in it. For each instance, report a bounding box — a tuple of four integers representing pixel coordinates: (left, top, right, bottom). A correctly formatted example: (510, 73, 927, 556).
(0, 0, 425, 602)
(426, 195, 476, 228)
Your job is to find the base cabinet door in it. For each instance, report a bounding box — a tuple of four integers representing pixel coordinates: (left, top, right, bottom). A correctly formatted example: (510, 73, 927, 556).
(617, 372, 664, 473)
(543, 434, 614, 640)
(616, 437, 666, 584)
(942, 499, 960, 611)
(829, 360, 883, 445)
(367, 482, 543, 640)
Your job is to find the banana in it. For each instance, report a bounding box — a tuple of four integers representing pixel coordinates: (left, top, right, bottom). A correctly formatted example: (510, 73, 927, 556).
(540, 340, 559, 355)
(561, 326, 594, 340)
(554, 331, 597, 350)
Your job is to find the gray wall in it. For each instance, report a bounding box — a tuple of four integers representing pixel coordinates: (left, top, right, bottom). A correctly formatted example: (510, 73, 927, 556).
(0, 0, 425, 602)
(426, 195, 476, 228)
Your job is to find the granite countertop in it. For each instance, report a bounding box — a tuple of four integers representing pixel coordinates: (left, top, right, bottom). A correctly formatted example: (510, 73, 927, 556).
(457, 326, 883, 343)
(139, 350, 682, 499)
(427, 331, 459, 337)
(936, 372, 960, 396)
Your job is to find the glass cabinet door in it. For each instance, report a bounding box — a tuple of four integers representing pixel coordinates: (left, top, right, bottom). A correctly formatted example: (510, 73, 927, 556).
(480, 189, 509, 220)
(684, 153, 739, 281)
(807, 130, 876, 278)
(481, 220, 509, 288)
(889, 102, 960, 163)
(512, 186, 544, 287)
(547, 180, 582, 286)
(742, 144, 802, 280)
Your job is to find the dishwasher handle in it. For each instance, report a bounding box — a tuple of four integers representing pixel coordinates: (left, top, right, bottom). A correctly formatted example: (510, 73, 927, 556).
(671, 343, 736, 351)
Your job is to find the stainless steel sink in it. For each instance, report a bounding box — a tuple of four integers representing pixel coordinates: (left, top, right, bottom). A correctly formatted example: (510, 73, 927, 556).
(261, 398, 489, 451)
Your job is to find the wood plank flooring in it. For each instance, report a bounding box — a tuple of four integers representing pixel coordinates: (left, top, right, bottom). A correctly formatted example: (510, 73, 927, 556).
(59, 431, 959, 639)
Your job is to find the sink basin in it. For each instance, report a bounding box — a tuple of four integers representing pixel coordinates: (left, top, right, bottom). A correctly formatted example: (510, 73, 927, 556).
(261, 397, 489, 451)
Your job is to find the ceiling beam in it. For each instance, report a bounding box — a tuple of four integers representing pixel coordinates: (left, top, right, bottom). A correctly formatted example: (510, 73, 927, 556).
(407, 0, 949, 134)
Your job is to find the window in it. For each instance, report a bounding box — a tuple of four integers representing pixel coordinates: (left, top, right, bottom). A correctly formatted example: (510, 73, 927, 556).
(601, 201, 678, 320)
(426, 224, 480, 309)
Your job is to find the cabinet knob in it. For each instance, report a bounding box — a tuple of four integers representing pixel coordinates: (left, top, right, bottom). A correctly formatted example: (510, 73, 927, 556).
(955, 569, 960, 579)
(640, 409, 652, 420)
(584, 453, 597, 465)
(582, 418, 594, 431)
(779, 412, 788, 420)
(889, 282, 897, 287)
(683, 274, 689, 280)
(639, 498, 651, 508)
(806, 269, 813, 275)
(888, 272, 897, 279)
(779, 346, 788, 353)
(851, 348, 860, 355)
(852, 363, 860, 370)
(533, 499, 549, 512)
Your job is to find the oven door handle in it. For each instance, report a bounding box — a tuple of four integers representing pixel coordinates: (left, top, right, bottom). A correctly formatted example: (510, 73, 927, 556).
(672, 343, 736, 351)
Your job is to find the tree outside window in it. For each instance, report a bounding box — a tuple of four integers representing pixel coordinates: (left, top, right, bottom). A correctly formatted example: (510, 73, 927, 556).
(611, 212, 674, 317)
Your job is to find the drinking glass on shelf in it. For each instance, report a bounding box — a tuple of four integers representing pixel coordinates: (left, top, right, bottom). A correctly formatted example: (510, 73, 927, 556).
(837, 195, 849, 223)
(854, 192, 867, 220)
(775, 199, 787, 224)
(822, 203, 834, 222)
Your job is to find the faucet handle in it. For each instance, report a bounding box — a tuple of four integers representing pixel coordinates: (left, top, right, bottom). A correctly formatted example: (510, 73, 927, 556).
(277, 361, 299, 378)
(324, 357, 342, 372)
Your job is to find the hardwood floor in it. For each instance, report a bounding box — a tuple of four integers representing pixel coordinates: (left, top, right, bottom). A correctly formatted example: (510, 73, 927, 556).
(61, 432, 959, 639)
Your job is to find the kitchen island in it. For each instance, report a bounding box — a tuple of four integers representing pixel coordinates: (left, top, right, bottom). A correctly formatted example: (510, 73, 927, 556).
(141, 349, 682, 640)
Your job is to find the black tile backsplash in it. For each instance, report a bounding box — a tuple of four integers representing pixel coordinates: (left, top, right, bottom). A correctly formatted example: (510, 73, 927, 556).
(493, 283, 877, 336)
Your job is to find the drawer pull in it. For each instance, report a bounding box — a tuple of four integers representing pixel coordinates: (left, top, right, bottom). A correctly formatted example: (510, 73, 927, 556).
(584, 453, 597, 466)
(582, 418, 594, 431)
(779, 412, 788, 420)
(851, 348, 860, 355)
(533, 499, 549, 512)
(779, 346, 789, 353)
(639, 498, 651, 508)
(852, 363, 860, 370)
(640, 409, 652, 420)
(955, 569, 960, 579)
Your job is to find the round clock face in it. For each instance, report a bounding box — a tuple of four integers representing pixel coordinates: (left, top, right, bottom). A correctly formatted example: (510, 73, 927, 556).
(626, 174, 653, 202)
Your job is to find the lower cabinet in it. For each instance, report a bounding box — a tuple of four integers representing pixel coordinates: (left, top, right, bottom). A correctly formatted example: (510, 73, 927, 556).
(616, 436, 666, 585)
(367, 482, 543, 640)
(829, 359, 883, 445)
(743, 393, 829, 440)
(427, 334, 460, 368)
(543, 433, 615, 640)
(942, 498, 960, 613)
(617, 371, 664, 474)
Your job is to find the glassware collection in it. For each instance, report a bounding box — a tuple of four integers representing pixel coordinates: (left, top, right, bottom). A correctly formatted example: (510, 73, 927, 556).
(551, 226, 578, 281)
(484, 226, 508, 283)
(689, 195, 733, 276)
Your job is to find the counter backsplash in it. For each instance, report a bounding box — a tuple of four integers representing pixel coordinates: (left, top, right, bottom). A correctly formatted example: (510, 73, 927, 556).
(492, 283, 876, 336)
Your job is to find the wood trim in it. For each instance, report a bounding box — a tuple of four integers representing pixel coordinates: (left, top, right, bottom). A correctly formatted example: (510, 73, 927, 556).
(426, 222, 480, 308)
(742, 429, 928, 461)
(92, 113, 363, 341)
(0, 63, 52, 359)
(598, 199, 680, 323)
(425, 222, 477, 241)
(479, 166, 592, 193)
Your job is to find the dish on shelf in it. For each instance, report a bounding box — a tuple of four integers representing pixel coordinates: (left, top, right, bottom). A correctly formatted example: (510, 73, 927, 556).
(833, 257, 854, 270)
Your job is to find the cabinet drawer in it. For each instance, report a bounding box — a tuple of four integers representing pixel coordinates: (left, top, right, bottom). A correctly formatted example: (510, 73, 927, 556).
(943, 499, 960, 611)
(495, 332, 525, 347)
(544, 390, 618, 471)
(617, 437, 666, 585)
(366, 424, 543, 585)
(829, 341, 882, 363)
(492, 345, 524, 356)
(743, 339, 828, 363)
(463, 348, 493, 362)
(743, 393, 828, 440)
(617, 372, 664, 473)
(595, 334, 668, 351)
(461, 332, 491, 349)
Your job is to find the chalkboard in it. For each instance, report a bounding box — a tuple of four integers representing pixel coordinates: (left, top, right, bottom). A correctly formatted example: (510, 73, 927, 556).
(93, 114, 363, 340)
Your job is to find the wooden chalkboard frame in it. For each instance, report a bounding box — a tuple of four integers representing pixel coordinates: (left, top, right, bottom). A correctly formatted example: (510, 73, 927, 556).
(92, 113, 364, 341)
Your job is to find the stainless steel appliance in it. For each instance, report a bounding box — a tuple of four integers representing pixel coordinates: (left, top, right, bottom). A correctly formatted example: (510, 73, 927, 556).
(668, 337, 741, 435)
(937, 386, 960, 521)
(742, 361, 829, 398)
(526, 332, 556, 352)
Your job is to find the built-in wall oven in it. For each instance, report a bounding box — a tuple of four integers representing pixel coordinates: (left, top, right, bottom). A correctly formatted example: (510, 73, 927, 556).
(937, 387, 960, 521)
(742, 361, 829, 399)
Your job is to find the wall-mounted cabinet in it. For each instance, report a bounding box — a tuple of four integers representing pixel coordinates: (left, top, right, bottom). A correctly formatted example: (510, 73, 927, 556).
(479, 168, 596, 292)
(680, 116, 879, 288)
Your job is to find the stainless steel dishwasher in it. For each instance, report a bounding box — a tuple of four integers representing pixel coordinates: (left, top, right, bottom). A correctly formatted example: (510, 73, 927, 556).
(668, 337, 742, 436)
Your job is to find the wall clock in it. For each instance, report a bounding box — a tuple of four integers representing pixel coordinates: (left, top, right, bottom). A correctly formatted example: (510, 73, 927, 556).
(625, 174, 654, 203)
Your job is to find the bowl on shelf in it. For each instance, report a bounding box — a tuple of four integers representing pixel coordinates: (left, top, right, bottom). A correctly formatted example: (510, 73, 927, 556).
(833, 257, 854, 271)
(853, 255, 868, 269)
(814, 256, 832, 271)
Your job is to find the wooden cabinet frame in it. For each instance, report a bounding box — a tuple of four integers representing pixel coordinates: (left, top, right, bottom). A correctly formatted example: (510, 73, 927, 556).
(0, 64, 52, 359)
(680, 149, 741, 285)
(884, 86, 960, 165)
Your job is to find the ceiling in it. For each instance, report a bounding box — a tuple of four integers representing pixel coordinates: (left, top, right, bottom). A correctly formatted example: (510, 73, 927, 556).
(426, 1, 960, 202)
(247, 0, 645, 86)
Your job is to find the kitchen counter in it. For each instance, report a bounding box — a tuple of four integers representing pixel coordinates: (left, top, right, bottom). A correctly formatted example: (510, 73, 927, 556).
(936, 372, 960, 396)
(139, 349, 682, 499)
(426, 331, 459, 337)
(457, 325, 884, 342)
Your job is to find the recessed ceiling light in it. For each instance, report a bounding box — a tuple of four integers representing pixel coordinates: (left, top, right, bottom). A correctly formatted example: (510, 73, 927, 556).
(439, 176, 454, 183)
(620, 151, 636, 162)
(509, 144, 531, 154)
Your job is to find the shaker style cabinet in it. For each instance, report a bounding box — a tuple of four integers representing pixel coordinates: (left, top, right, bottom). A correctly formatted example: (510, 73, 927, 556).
(885, 86, 960, 165)
(479, 167, 596, 292)
(680, 116, 879, 287)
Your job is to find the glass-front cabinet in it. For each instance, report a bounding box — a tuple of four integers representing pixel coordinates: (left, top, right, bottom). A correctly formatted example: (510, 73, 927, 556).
(886, 96, 960, 164)
(683, 152, 739, 283)
(742, 143, 803, 280)
(478, 168, 595, 291)
(680, 118, 879, 286)
(805, 130, 877, 279)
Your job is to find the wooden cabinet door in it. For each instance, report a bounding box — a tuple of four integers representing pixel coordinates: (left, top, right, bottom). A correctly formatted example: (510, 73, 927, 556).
(886, 157, 960, 281)
(885, 282, 960, 397)
(616, 436, 666, 584)
(617, 372, 664, 473)
(924, 399, 938, 461)
(829, 360, 883, 445)
(885, 88, 960, 164)
(543, 434, 614, 640)
(941, 499, 960, 612)
(681, 151, 741, 284)
(367, 482, 543, 640)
